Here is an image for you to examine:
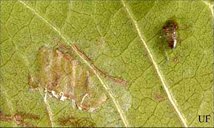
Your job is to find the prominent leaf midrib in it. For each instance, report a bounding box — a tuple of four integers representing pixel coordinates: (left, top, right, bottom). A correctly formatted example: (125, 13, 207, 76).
(18, 1, 129, 127)
(121, 0, 188, 127)
(41, 89, 55, 127)
(203, 0, 214, 17)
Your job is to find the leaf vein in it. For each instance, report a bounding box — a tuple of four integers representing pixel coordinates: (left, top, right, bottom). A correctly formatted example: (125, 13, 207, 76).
(18, 1, 129, 127)
(121, 0, 188, 127)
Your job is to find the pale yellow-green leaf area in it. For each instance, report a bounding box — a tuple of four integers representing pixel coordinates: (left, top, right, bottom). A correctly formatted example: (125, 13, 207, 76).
(0, 0, 213, 127)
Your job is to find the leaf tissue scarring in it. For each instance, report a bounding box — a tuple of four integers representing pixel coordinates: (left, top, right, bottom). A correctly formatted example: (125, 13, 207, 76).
(0, 111, 40, 127)
(58, 115, 96, 127)
(28, 44, 108, 112)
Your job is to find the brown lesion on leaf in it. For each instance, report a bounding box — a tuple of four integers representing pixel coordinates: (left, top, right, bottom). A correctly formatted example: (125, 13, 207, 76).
(153, 86, 166, 102)
(28, 43, 126, 112)
(58, 115, 96, 127)
(153, 92, 166, 102)
(0, 111, 40, 127)
(71, 44, 127, 85)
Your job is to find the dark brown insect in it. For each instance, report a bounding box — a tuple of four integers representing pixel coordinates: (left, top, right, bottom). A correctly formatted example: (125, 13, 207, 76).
(162, 19, 179, 49)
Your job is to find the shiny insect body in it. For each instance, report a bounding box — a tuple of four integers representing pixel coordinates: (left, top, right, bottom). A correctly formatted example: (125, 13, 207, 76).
(162, 19, 179, 49)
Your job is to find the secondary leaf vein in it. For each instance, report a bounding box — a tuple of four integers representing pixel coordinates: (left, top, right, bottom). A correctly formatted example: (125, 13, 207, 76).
(18, 1, 129, 127)
(121, 0, 188, 127)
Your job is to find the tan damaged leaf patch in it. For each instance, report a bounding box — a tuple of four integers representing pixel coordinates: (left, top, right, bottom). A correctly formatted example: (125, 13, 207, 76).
(28, 44, 108, 112)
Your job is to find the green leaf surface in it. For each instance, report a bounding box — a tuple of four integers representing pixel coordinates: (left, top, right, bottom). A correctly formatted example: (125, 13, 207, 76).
(0, 0, 213, 127)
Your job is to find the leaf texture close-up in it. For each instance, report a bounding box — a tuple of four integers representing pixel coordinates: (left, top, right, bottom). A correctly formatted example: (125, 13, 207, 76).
(0, 0, 213, 127)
